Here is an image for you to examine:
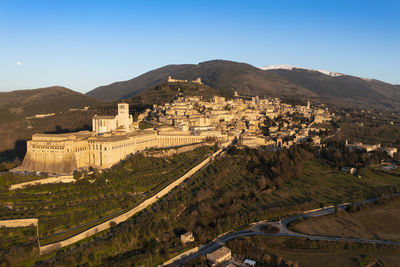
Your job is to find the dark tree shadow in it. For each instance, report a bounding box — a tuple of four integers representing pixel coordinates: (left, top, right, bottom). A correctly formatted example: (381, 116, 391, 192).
(0, 139, 27, 163)
(44, 124, 91, 134)
(173, 227, 187, 236)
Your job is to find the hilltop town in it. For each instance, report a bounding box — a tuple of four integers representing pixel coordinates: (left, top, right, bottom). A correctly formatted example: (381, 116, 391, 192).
(15, 88, 335, 175)
(152, 94, 333, 148)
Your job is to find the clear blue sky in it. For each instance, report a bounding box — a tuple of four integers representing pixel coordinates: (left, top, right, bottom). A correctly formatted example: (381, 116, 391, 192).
(1, 0, 399, 93)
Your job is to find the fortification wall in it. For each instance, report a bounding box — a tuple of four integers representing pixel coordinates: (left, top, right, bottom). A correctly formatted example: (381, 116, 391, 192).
(161, 246, 200, 266)
(157, 135, 205, 147)
(9, 176, 75, 190)
(144, 143, 206, 158)
(0, 218, 38, 227)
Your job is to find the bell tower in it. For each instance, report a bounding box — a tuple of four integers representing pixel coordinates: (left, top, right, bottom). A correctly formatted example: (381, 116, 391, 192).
(116, 102, 133, 132)
(118, 103, 129, 118)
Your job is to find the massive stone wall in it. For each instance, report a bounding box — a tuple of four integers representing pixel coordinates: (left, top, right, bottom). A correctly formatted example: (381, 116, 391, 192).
(20, 151, 78, 174)
(18, 131, 219, 174)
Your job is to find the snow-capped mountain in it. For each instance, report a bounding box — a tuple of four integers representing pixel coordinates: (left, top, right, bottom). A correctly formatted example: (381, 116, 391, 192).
(260, 64, 343, 77)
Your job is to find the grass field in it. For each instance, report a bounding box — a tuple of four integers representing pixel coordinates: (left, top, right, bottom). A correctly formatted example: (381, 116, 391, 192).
(227, 236, 400, 267)
(274, 158, 400, 209)
(291, 197, 400, 242)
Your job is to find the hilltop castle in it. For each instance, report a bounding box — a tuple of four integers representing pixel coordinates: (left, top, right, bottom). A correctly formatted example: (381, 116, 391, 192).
(168, 76, 202, 84)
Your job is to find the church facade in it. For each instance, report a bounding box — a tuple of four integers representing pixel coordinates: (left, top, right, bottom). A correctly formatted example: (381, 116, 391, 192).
(92, 103, 133, 134)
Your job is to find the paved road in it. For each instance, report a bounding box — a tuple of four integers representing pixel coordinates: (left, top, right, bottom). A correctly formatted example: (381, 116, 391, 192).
(164, 196, 400, 266)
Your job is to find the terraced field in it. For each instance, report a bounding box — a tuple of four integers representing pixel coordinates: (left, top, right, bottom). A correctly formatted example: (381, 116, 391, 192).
(0, 146, 215, 241)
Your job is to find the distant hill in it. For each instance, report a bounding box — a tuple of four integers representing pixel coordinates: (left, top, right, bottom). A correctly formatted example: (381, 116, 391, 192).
(265, 68, 400, 109)
(0, 86, 98, 118)
(0, 86, 105, 162)
(87, 60, 400, 110)
(86, 60, 314, 101)
(260, 64, 343, 77)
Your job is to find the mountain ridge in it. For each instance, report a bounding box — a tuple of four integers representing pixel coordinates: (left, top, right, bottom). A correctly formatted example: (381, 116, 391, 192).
(86, 60, 400, 110)
(86, 60, 315, 101)
(260, 64, 344, 77)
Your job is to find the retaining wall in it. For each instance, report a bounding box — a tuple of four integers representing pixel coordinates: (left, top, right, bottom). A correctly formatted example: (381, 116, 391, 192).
(160, 246, 200, 266)
(10, 176, 75, 190)
(144, 143, 206, 158)
(0, 218, 38, 227)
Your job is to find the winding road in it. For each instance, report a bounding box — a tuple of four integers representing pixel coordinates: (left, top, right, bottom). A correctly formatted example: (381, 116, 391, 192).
(163, 197, 400, 266)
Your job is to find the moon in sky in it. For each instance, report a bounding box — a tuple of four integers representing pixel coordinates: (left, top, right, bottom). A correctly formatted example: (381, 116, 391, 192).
(17, 61, 22, 66)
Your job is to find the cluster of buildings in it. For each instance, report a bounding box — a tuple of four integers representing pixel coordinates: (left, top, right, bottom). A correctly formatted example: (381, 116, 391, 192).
(340, 141, 398, 177)
(345, 140, 398, 157)
(151, 94, 332, 149)
(16, 89, 333, 175)
(179, 233, 256, 266)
